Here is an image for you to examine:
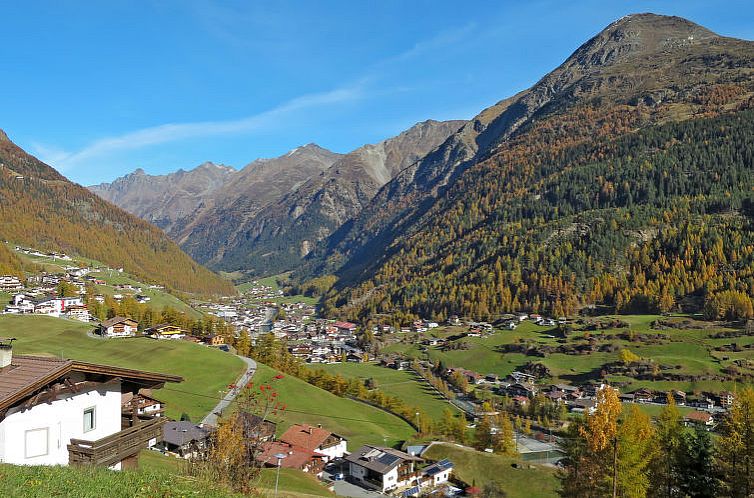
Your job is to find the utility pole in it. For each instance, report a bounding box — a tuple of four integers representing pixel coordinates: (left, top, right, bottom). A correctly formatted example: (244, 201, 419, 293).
(274, 453, 287, 497)
(612, 436, 618, 498)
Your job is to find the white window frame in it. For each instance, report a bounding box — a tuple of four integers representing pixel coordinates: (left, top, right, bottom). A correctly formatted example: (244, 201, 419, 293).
(24, 427, 49, 458)
(83, 406, 96, 432)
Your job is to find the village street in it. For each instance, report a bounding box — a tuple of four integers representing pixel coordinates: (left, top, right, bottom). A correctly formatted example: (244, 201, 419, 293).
(202, 355, 257, 426)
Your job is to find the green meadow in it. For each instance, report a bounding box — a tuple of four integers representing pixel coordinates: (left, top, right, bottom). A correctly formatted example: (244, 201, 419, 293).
(2, 314, 244, 421)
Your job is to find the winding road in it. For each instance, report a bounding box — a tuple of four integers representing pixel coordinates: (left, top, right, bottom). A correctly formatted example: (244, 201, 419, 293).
(201, 355, 257, 426)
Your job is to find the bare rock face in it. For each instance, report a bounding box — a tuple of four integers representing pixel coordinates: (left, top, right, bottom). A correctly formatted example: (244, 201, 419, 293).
(217, 119, 466, 275)
(90, 162, 235, 234)
(90, 121, 464, 276)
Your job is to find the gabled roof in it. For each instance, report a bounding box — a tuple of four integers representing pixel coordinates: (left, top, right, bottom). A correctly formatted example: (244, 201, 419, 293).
(257, 441, 325, 469)
(162, 421, 210, 446)
(344, 445, 419, 474)
(684, 411, 713, 422)
(147, 323, 184, 332)
(101, 316, 138, 327)
(280, 424, 342, 451)
(0, 354, 182, 412)
(423, 458, 453, 476)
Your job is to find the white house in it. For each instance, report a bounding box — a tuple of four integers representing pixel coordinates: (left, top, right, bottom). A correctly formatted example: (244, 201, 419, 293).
(4, 294, 34, 314)
(345, 445, 422, 493)
(419, 459, 454, 489)
(33, 296, 83, 317)
(0, 276, 23, 291)
(0, 338, 182, 469)
(98, 316, 138, 338)
(64, 305, 90, 323)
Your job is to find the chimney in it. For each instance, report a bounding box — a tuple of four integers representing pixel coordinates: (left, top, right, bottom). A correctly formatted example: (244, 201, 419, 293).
(0, 338, 16, 368)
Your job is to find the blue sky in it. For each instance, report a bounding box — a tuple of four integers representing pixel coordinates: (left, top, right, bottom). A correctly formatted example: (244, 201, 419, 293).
(1, 1, 752, 185)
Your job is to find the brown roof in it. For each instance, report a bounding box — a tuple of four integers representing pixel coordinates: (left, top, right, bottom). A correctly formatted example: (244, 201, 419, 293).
(685, 411, 713, 422)
(0, 355, 70, 410)
(0, 354, 182, 412)
(257, 441, 324, 469)
(344, 445, 419, 474)
(279, 424, 335, 451)
(101, 316, 138, 327)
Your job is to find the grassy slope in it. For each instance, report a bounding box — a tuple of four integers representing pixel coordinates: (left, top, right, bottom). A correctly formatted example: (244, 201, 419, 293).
(383, 315, 753, 394)
(2, 315, 244, 421)
(0, 464, 240, 498)
(423, 443, 558, 498)
(253, 363, 415, 450)
(12, 247, 201, 318)
(313, 362, 460, 420)
(258, 468, 334, 497)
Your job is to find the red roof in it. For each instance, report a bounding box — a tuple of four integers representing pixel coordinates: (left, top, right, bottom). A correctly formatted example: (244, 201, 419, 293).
(685, 411, 713, 422)
(280, 424, 334, 451)
(256, 441, 324, 469)
(333, 321, 357, 330)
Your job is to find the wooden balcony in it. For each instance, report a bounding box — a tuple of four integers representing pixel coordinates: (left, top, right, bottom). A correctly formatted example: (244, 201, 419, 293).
(68, 415, 165, 467)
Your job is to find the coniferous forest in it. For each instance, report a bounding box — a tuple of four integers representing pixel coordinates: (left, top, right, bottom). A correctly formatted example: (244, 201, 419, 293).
(328, 101, 754, 323)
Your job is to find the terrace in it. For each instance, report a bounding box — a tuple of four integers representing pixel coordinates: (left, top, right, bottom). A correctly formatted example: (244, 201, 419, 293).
(68, 414, 165, 467)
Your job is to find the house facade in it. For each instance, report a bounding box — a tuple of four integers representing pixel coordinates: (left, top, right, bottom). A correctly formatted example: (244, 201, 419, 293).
(345, 445, 421, 493)
(145, 324, 185, 340)
(99, 317, 138, 338)
(279, 424, 347, 462)
(0, 338, 182, 469)
(158, 421, 211, 459)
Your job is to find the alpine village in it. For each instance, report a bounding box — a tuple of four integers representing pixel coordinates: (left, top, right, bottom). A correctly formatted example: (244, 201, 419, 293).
(0, 5, 753, 498)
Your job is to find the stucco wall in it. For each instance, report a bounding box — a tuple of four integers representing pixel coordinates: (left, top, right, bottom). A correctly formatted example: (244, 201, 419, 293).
(0, 382, 122, 466)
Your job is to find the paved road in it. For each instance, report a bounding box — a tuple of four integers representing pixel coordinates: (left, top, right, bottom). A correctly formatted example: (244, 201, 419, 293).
(201, 355, 257, 426)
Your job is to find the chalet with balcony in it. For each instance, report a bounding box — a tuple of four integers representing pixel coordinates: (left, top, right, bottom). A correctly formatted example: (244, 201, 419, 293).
(202, 334, 224, 346)
(279, 423, 347, 462)
(158, 421, 211, 459)
(144, 324, 185, 340)
(256, 440, 327, 475)
(346, 445, 422, 493)
(98, 316, 138, 338)
(0, 337, 182, 469)
(121, 391, 165, 419)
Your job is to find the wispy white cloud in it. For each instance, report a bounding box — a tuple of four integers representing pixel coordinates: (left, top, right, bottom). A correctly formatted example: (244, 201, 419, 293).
(380, 22, 477, 65)
(38, 22, 476, 176)
(42, 83, 365, 172)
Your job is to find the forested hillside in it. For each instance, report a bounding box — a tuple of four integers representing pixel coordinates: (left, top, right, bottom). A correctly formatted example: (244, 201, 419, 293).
(317, 14, 754, 323)
(0, 131, 235, 296)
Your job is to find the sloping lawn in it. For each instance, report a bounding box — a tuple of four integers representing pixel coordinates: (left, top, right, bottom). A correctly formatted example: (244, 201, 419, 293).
(2, 314, 244, 421)
(313, 362, 460, 420)
(422, 442, 558, 498)
(253, 363, 415, 450)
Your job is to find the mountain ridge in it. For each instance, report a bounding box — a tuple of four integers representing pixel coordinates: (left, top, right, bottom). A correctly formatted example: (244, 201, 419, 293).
(305, 13, 754, 320)
(0, 131, 235, 296)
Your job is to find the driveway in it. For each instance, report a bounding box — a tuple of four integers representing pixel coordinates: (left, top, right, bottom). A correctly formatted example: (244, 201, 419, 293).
(322, 463, 388, 498)
(201, 355, 257, 426)
(333, 480, 388, 498)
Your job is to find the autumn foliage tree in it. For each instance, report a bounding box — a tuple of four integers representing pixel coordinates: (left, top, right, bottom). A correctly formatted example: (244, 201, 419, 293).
(188, 376, 286, 495)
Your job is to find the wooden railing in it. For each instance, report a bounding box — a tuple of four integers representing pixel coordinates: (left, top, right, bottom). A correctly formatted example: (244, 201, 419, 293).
(68, 416, 165, 467)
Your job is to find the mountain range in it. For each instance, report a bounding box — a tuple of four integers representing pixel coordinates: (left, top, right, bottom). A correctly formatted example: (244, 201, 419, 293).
(0, 130, 235, 296)
(90, 119, 464, 275)
(88, 13, 754, 321)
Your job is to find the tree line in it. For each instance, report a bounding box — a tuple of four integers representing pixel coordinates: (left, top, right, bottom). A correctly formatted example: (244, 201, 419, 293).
(559, 387, 754, 497)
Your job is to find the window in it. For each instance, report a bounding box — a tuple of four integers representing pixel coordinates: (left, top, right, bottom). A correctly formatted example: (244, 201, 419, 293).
(83, 407, 96, 432)
(25, 428, 49, 458)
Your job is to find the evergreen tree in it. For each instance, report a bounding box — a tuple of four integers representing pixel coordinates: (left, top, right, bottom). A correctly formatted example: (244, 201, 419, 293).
(677, 426, 716, 498)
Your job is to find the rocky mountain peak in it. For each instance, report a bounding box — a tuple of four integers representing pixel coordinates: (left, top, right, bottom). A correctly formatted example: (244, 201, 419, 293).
(569, 13, 717, 71)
